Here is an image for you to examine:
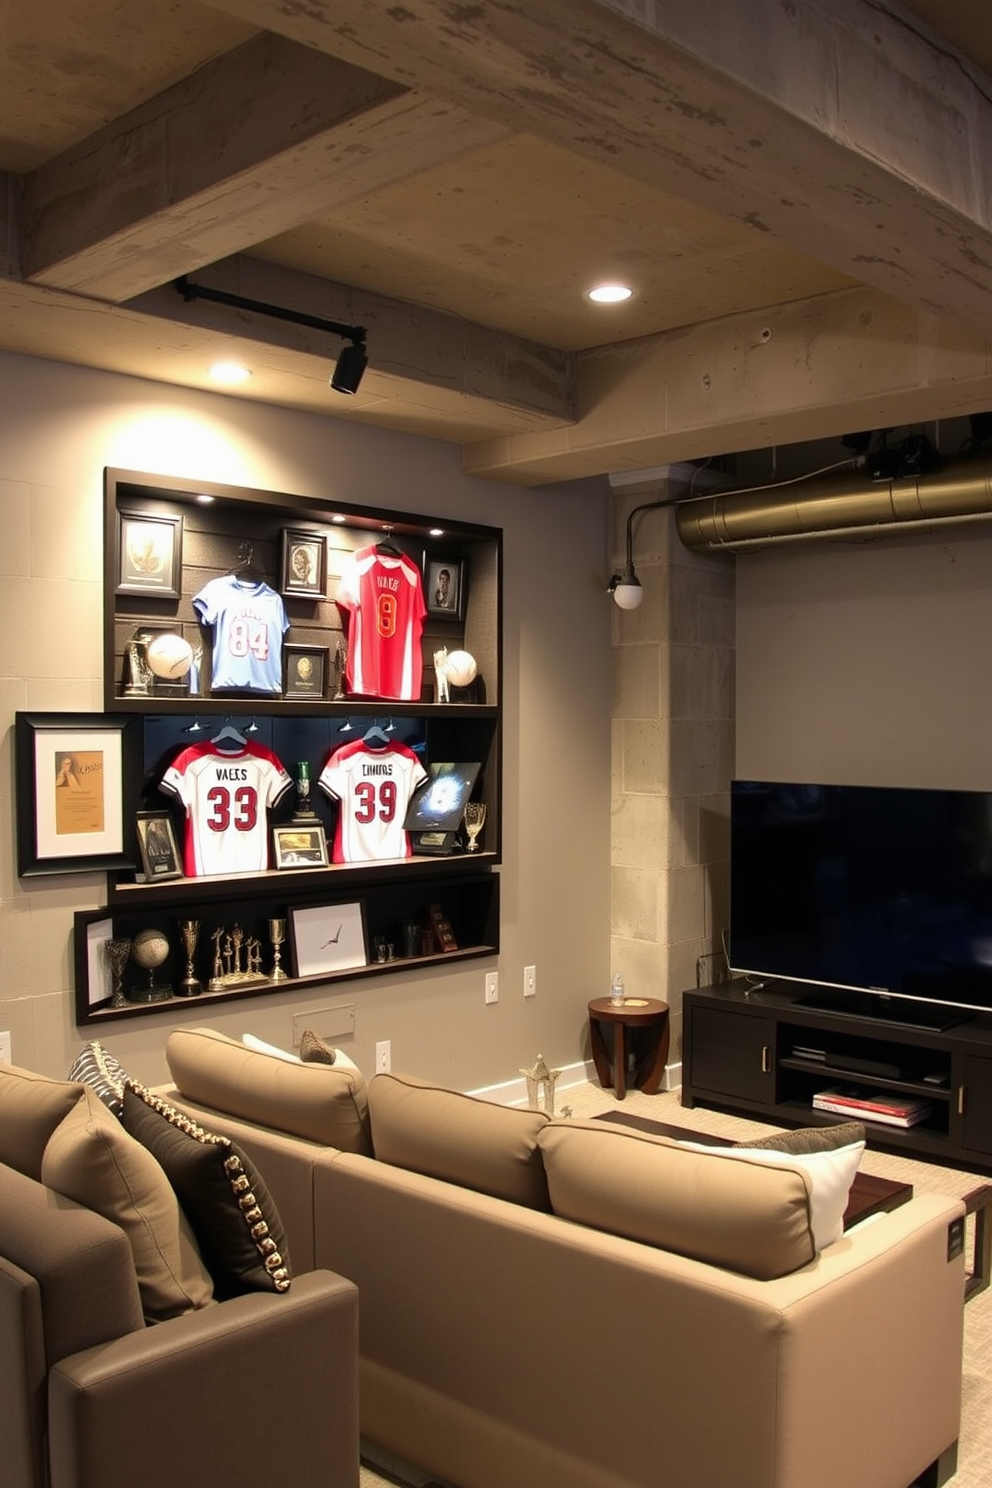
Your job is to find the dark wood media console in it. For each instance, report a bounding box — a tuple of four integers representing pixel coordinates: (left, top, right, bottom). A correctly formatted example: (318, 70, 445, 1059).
(682, 981, 992, 1175)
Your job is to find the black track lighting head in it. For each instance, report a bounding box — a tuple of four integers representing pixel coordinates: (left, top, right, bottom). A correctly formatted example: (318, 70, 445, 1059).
(330, 340, 368, 395)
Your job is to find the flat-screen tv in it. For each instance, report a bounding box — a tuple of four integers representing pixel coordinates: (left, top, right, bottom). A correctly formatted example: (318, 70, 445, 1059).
(728, 780, 992, 1028)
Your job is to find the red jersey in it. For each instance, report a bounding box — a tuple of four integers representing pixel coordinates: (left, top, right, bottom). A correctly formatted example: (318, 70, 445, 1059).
(336, 545, 426, 700)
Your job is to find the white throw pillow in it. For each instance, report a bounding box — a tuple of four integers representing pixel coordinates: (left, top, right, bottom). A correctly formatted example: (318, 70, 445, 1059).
(678, 1139, 864, 1250)
(242, 1032, 358, 1070)
(241, 1033, 301, 1064)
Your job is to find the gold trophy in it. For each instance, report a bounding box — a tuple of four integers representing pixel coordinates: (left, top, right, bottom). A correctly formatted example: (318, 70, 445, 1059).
(105, 937, 132, 1009)
(463, 801, 487, 852)
(269, 918, 289, 980)
(177, 919, 202, 996)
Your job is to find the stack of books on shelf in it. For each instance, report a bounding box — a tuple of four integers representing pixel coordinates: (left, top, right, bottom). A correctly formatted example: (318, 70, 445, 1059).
(812, 1086, 933, 1128)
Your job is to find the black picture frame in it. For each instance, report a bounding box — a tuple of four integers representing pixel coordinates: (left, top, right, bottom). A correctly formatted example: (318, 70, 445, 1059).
(15, 712, 141, 876)
(281, 527, 328, 598)
(283, 643, 329, 699)
(272, 823, 330, 870)
(423, 552, 466, 620)
(117, 510, 183, 598)
(135, 810, 183, 882)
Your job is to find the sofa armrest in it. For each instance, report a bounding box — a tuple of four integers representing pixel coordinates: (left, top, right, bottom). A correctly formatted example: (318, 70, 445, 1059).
(48, 1269, 359, 1488)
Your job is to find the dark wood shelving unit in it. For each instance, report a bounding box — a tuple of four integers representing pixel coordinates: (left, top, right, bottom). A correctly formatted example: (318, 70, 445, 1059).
(72, 467, 503, 1024)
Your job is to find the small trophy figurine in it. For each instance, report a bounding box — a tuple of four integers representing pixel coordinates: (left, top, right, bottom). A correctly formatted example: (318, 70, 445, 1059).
(177, 919, 202, 996)
(292, 761, 318, 823)
(463, 801, 487, 852)
(105, 937, 132, 1009)
(269, 918, 289, 980)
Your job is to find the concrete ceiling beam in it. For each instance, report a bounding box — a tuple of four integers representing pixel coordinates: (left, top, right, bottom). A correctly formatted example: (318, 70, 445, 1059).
(211, 0, 992, 339)
(20, 30, 511, 301)
(463, 288, 992, 485)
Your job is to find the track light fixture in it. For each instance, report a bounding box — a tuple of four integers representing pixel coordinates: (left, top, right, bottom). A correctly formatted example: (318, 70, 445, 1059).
(175, 276, 368, 396)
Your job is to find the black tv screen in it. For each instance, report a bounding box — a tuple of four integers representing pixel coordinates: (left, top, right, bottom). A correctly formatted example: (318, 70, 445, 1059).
(729, 780, 992, 1020)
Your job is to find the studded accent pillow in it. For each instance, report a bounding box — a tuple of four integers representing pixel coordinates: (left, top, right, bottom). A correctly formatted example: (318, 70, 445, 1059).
(66, 1041, 130, 1117)
(121, 1081, 291, 1299)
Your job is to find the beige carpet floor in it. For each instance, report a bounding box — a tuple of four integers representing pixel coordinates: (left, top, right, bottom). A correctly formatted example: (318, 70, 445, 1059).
(359, 1080, 992, 1488)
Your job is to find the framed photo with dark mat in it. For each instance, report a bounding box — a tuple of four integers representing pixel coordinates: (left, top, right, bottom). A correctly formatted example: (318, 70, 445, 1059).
(281, 528, 327, 598)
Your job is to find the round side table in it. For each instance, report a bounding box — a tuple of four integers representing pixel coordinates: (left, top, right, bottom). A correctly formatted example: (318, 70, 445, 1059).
(587, 996, 670, 1101)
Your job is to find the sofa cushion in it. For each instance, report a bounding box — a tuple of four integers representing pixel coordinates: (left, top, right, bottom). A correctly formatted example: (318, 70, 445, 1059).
(0, 1063, 84, 1180)
(735, 1121, 867, 1154)
(538, 1119, 818, 1279)
(367, 1072, 551, 1209)
(41, 1087, 215, 1322)
(679, 1137, 864, 1250)
(121, 1082, 291, 1300)
(66, 1040, 130, 1117)
(166, 1027, 371, 1152)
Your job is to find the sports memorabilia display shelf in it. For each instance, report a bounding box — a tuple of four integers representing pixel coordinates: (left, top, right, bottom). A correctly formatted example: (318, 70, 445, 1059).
(682, 981, 992, 1173)
(72, 468, 502, 1025)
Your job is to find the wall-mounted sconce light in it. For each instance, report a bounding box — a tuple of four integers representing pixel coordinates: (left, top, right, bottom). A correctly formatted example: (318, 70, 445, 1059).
(175, 276, 369, 396)
(608, 498, 680, 609)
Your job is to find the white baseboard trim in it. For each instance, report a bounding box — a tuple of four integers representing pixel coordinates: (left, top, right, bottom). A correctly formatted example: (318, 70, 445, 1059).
(468, 1059, 683, 1106)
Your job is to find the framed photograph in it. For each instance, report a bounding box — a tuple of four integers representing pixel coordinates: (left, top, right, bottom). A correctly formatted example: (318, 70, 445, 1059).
(290, 900, 367, 977)
(281, 527, 328, 598)
(273, 823, 330, 870)
(117, 510, 183, 598)
(283, 642, 328, 699)
(135, 811, 183, 882)
(423, 552, 466, 620)
(15, 712, 140, 877)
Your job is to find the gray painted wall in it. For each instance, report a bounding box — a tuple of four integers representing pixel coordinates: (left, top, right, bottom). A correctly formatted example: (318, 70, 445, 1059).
(0, 352, 612, 1087)
(736, 526, 992, 790)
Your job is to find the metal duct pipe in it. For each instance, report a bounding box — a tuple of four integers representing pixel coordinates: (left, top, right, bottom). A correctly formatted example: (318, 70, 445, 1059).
(676, 457, 992, 553)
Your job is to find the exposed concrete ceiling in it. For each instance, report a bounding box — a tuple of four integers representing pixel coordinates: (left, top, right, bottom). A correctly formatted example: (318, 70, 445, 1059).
(2, 0, 992, 486)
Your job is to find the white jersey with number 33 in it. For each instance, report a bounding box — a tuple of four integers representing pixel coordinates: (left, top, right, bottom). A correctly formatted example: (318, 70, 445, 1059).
(160, 741, 292, 876)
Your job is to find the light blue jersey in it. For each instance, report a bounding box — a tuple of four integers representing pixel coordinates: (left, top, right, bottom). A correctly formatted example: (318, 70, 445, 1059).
(193, 575, 289, 694)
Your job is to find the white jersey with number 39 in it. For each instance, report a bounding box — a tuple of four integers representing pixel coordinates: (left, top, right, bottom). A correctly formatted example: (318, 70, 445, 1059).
(318, 738, 427, 863)
(160, 741, 292, 877)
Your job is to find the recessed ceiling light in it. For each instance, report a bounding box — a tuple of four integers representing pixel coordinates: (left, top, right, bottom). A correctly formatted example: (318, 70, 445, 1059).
(586, 283, 633, 304)
(195, 493, 215, 504)
(429, 527, 444, 537)
(331, 515, 347, 525)
(209, 360, 252, 385)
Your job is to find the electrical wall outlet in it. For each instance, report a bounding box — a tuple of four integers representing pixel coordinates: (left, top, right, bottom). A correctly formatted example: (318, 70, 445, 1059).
(0, 1031, 10, 1064)
(523, 964, 537, 998)
(485, 971, 499, 1004)
(375, 1039, 391, 1073)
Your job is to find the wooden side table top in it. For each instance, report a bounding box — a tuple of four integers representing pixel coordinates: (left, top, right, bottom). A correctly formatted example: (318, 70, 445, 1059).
(588, 996, 669, 1024)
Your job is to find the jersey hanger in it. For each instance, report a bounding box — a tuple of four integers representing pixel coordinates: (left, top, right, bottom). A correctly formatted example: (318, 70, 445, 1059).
(362, 723, 391, 748)
(375, 525, 401, 557)
(210, 721, 247, 751)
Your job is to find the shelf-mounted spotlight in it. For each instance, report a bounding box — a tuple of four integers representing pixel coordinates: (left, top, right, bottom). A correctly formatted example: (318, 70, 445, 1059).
(608, 497, 682, 609)
(175, 276, 368, 396)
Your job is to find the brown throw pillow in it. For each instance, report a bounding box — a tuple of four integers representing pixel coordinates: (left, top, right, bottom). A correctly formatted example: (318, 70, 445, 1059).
(121, 1081, 291, 1300)
(299, 1028, 337, 1065)
(735, 1121, 866, 1154)
(42, 1087, 214, 1322)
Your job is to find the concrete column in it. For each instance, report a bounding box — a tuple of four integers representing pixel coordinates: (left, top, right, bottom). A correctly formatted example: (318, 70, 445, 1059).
(610, 483, 735, 1073)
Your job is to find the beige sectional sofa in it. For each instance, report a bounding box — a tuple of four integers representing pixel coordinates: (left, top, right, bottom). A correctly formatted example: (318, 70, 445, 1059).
(161, 1027, 967, 1488)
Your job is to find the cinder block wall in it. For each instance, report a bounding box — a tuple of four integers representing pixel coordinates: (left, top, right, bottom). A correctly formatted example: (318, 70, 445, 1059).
(610, 492, 735, 1066)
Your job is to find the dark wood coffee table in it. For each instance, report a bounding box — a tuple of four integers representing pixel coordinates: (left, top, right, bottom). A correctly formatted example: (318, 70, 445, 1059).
(593, 1111, 912, 1230)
